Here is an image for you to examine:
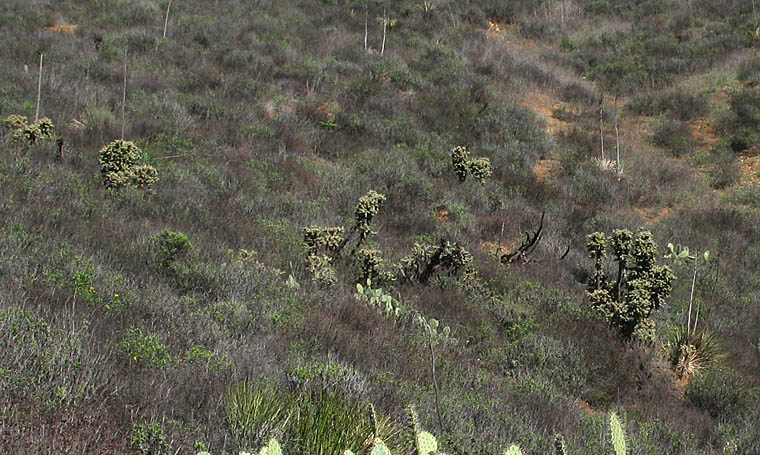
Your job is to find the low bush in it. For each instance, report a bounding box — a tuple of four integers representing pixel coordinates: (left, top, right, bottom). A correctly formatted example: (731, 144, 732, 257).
(651, 118, 695, 157)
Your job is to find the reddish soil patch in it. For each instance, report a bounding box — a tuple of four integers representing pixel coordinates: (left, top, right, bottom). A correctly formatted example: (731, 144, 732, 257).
(480, 241, 512, 256)
(45, 24, 78, 34)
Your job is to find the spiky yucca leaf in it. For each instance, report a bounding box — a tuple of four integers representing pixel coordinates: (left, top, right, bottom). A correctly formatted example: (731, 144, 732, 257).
(668, 327, 723, 379)
(609, 412, 626, 455)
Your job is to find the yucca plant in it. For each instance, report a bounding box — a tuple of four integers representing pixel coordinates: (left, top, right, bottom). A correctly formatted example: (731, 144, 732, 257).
(668, 327, 723, 379)
(224, 380, 293, 449)
(289, 389, 375, 455)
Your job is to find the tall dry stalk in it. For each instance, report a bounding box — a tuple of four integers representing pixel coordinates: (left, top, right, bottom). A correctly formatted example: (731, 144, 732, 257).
(121, 50, 127, 140)
(163, 0, 173, 39)
(35, 53, 43, 123)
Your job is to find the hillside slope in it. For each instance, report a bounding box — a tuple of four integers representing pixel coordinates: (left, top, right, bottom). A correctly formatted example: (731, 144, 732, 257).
(1, 1, 759, 454)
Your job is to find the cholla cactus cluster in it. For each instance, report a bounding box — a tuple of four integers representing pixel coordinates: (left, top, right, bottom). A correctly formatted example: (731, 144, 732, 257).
(585, 229, 674, 342)
(450, 146, 492, 184)
(3, 114, 55, 145)
(98, 139, 159, 190)
(355, 190, 386, 243)
(302, 191, 387, 286)
(400, 240, 473, 283)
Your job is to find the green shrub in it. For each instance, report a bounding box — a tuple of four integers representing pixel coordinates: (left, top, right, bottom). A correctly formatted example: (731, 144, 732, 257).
(119, 327, 172, 369)
(130, 422, 172, 455)
(737, 56, 760, 86)
(651, 119, 695, 157)
(586, 230, 674, 341)
(685, 368, 753, 419)
(151, 229, 193, 267)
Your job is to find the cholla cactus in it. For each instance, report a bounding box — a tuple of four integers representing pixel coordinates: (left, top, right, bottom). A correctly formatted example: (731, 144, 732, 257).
(130, 164, 160, 188)
(356, 248, 383, 281)
(585, 229, 673, 342)
(468, 157, 492, 183)
(451, 146, 470, 182)
(450, 146, 492, 184)
(306, 254, 337, 286)
(400, 240, 473, 283)
(3, 114, 55, 145)
(354, 190, 386, 244)
(303, 226, 345, 255)
(98, 140, 158, 190)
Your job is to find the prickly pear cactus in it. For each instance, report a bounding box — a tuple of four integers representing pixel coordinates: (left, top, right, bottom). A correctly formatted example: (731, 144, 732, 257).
(371, 438, 392, 455)
(504, 445, 522, 455)
(258, 438, 282, 455)
(609, 412, 626, 455)
(416, 431, 438, 455)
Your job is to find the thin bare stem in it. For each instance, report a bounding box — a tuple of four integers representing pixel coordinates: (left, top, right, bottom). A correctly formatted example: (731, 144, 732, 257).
(687, 260, 697, 337)
(614, 95, 621, 174)
(35, 53, 43, 123)
(163, 0, 173, 39)
(599, 95, 605, 161)
(364, 3, 368, 51)
(429, 330, 444, 436)
(380, 7, 387, 56)
(121, 50, 127, 140)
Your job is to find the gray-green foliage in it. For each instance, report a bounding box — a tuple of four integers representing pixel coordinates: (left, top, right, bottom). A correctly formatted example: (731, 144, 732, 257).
(450, 145, 492, 183)
(585, 229, 674, 341)
(400, 240, 473, 283)
(98, 139, 158, 190)
(3, 114, 55, 145)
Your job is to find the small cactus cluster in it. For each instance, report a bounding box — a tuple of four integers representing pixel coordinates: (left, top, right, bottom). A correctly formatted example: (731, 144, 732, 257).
(450, 146, 492, 184)
(354, 190, 386, 244)
(400, 239, 473, 284)
(98, 139, 158, 190)
(3, 114, 55, 145)
(302, 226, 345, 287)
(585, 229, 674, 342)
(301, 191, 387, 286)
(356, 248, 396, 282)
